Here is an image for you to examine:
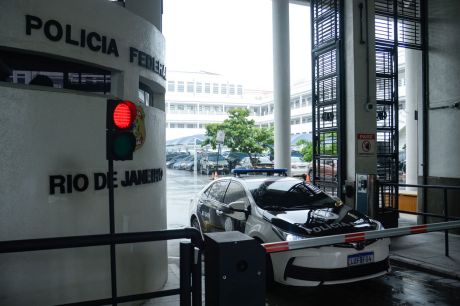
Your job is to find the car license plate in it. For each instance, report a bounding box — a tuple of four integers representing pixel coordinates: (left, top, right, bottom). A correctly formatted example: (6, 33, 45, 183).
(347, 252, 374, 267)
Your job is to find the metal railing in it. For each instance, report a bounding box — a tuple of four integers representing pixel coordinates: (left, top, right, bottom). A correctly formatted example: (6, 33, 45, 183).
(0, 228, 203, 306)
(378, 182, 460, 257)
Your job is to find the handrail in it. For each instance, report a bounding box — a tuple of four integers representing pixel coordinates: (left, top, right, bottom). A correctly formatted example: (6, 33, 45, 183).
(0, 227, 203, 254)
(382, 182, 460, 191)
(0, 227, 203, 306)
(377, 181, 460, 257)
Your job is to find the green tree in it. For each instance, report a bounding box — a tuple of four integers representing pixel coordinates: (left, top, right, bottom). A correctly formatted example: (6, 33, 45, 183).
(296, 139, 313, 162)
(202, 108, 274, 166)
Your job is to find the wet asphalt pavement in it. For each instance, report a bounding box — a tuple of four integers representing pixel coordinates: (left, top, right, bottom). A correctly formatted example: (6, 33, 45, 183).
(165, 169, 460, 305)
(265, 267, 460, 306)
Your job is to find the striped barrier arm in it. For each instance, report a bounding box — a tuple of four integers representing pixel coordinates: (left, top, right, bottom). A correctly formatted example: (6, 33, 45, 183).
(263, 220, 460, 253)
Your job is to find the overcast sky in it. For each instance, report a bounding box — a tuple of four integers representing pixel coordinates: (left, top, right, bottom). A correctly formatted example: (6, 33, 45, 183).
(163, 0, 311, 90)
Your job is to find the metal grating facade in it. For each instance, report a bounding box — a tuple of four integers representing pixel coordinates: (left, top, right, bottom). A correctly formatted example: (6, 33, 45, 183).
(374, 0, 424, 214)
(311, 0, 343, 196)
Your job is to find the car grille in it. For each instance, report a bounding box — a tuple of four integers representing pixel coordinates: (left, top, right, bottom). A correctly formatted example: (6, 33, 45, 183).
(333, 239, 378, 250)
(284, 257, 389, 282)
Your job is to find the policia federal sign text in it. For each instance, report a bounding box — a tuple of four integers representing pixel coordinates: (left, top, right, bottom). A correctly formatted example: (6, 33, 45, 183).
(25, 15, 166, 79)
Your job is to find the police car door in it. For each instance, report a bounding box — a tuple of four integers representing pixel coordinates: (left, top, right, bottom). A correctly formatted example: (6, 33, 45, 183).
(205, 179, 230, 231)
(220, 181, 250, 232)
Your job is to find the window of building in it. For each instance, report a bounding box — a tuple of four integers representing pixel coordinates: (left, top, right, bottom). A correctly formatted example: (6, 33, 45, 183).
(170, 123, 176, 128)
(177, 81, 184, 92)
(168, 81, 175, 92)
(187, 81, 194, 93)
(237, 85, 243, 95)
(301, 95, 307, 107)
(261, 106, 268, 115)
(185, 104, 196, 112)
(178, 123, 185, 128)
(0, 50, 111, 93)
(205, 83, 211, 93)
(221, 83, 227, 95)
(14, 72, 26, 84)
(196, 82, 202, 93)
(229, 84, 235, 95)
(178, 104, 185, 111)
(186, 123, 196, 128)
(213, 83, 219, 94)
(138, 82, 154, 107)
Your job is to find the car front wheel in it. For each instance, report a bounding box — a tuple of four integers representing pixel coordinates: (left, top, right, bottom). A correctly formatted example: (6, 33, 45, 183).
(191, 217, 201, 232)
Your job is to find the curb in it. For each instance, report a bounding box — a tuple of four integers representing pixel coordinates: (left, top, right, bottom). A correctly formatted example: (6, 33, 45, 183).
(390, 254, 460, 281)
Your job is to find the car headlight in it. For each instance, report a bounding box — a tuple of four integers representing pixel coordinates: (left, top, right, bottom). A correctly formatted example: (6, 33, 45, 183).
(272, 226, 306, 241)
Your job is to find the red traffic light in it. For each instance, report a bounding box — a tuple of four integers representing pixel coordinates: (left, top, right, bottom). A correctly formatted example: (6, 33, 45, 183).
(113, 101, 136, 129)
(106, 99, 138, 161)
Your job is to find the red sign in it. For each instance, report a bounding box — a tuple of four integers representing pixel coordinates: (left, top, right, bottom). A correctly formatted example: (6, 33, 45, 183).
(357, 133, 376, 156)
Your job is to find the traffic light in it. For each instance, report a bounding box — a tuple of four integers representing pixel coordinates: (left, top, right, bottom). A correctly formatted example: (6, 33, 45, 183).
(106, 99, 137, 160)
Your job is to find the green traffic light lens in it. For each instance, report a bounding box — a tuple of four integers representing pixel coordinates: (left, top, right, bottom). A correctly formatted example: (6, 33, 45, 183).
(113, 133, 135, 159)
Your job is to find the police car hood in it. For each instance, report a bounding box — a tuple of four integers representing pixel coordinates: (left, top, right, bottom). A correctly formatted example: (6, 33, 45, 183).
(264, 205, 377, 237)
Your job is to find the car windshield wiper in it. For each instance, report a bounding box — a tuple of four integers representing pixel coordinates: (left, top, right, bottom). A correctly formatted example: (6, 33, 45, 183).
(262, 205, 292, 211)
(287, 202, 336, 209)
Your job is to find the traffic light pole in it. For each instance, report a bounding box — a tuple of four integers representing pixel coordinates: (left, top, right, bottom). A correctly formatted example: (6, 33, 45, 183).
(108, 159, 118, 306)
(105, 99, 137, 305)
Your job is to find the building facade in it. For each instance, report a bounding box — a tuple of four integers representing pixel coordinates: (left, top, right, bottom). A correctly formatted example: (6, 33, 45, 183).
(165, 70, 314, 141)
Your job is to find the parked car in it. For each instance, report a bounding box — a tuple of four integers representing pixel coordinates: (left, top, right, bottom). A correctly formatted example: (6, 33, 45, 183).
(175, 155, 194, 170)
(226, 152, 249, 170)
(166, 154, 189, 168)
(189, 172, 390, 287)
(166, 152, 183, 161)
(308, 160, 337, 181)
(183, 155, 202, 171)
(290, 156, 311, 177)
(200, 153, 229, 175)
(236, 156, 274, 170)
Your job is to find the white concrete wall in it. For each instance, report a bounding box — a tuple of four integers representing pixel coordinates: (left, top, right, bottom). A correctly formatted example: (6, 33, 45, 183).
(428, 0, 460, 179)
(0, 0, 167, 304)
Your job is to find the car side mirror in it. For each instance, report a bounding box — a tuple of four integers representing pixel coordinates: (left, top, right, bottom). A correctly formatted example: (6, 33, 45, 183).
(228, 200, 246, 212)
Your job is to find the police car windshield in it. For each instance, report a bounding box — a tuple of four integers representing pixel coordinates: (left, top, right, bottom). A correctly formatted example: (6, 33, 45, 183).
(249, 179, 335, 210)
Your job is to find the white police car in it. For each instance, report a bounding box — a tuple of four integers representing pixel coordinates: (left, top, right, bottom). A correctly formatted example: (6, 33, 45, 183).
(189, 169, 390, 287)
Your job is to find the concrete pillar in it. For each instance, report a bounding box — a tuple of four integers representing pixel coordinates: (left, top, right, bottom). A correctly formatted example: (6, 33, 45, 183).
(272, 0, 291, 173)
(344, 0, 377, 204)
(110, 71, 139, 101)
(405, 49, 422, 190)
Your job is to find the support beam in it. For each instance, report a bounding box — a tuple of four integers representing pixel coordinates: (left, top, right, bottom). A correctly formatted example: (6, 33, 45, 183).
(344, 0, 377, 206)
(272, 0, 291, 174)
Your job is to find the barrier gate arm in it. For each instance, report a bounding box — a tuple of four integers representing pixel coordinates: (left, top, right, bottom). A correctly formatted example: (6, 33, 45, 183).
(263, 220, 460, 253)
